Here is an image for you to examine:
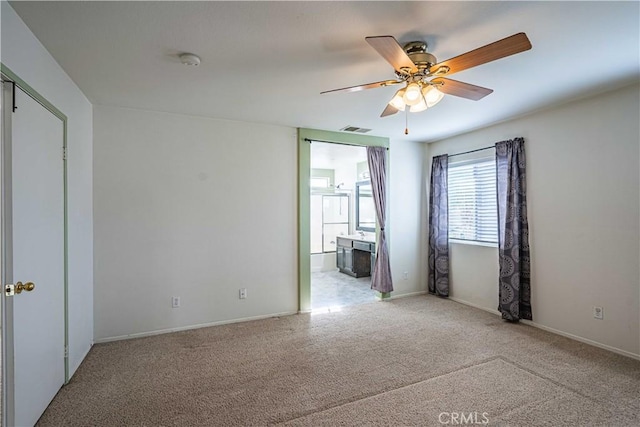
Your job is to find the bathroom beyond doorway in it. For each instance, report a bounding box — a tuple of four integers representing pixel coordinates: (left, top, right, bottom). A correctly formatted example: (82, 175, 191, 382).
(309, 142, 376, 311)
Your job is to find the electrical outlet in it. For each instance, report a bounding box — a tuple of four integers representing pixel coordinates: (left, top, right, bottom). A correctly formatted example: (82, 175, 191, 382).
(239, 288, 247, 299)
(403, 271, 409, 280)
(172, 296, 180, 308)
(593, 306, 603, 320)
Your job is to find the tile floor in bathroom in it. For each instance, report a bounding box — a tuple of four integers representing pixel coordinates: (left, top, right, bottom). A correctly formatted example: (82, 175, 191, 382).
(311, 269, 377, 310)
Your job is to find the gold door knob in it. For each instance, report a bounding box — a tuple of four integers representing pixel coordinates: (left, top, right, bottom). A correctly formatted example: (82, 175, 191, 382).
(15, 281, 35, 294)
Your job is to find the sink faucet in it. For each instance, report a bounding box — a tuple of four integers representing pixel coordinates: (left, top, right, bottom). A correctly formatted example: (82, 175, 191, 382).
(359, 231, 365, 237)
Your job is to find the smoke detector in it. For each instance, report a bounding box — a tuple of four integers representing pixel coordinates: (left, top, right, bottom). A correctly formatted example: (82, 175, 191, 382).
(179, 53, 201, 66)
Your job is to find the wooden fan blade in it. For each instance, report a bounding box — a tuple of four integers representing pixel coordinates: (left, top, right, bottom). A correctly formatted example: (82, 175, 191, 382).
(431, 78, 493, 101)
(429, 33, 531, 76)
(380, 104, 399, 117)
(321, 79, 402, 95)
(366, 36, 418, 73)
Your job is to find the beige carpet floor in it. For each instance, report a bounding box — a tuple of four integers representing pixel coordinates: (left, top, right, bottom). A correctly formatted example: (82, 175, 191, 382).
(37, 295, 639, 426)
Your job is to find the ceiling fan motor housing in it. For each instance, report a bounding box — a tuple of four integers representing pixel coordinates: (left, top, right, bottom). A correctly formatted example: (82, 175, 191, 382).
(404, 41, 437, 70)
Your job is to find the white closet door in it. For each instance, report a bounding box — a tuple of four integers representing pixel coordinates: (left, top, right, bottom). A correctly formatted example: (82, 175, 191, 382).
(3, 85, 65, 427)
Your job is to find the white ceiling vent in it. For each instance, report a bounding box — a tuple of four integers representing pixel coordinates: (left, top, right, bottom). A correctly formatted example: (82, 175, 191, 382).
(340, 126, 372, 134)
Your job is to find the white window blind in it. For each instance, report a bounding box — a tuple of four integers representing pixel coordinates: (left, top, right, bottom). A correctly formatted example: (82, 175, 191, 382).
(448, 158, 498, 244)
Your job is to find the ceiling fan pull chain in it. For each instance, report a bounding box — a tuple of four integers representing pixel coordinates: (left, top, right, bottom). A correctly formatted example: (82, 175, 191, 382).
(405, 108, 409, 135)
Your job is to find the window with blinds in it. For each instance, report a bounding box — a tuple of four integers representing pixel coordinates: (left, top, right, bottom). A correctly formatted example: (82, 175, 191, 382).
(448, 158, 498, 244)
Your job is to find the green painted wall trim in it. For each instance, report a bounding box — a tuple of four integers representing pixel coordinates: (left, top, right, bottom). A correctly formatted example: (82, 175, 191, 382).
(298, 128, 389, 312)
(377, 292, 392, 300)
(300, 128, 388, 148)
(1, 63, 70, 384)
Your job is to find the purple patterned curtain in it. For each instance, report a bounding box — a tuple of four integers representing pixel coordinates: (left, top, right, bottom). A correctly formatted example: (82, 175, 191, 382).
(496, 138, 532, 321)
(428, 155, 449, 297)
(366, 146, 393, 293)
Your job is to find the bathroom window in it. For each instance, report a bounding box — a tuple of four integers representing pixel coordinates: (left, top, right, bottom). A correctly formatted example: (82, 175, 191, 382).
(310, 177, 330, 188)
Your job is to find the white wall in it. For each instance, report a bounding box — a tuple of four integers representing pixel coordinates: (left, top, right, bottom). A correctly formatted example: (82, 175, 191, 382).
(93, 106, 298, 341)
(1, 2, 94, 375)
(426, 83, 640, 357)
(94, 107, 427, 339)
(389, 139, 428, 296)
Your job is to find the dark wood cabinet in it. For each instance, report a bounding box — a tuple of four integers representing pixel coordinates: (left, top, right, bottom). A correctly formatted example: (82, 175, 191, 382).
(336, 236, 376, 278)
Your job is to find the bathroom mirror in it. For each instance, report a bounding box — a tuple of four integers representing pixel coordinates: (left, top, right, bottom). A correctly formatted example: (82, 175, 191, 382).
(355, 180, 376, 232)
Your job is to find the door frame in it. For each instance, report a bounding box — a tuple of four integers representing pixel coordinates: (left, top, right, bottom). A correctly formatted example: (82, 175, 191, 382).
(1, 63, 69, 426)
(297, 128, 389, 312)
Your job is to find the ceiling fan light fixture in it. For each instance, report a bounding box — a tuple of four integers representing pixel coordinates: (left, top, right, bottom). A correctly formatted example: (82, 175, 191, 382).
(403, 82, 422, 106)
(389, 88, 407, 111)
(424, 85, 445, 107)
(410, 97, 428, 113)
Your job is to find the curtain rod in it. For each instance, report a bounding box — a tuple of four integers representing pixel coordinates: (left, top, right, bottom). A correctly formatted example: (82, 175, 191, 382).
(448, 145, 494, 158)
(304, 138, 389, 150)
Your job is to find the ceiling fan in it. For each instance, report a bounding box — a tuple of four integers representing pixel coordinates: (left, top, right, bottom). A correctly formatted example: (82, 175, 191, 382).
(321, 33, 532, 133)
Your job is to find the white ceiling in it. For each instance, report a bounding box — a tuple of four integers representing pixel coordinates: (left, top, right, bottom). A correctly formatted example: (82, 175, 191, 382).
(10, 1, 640, 143)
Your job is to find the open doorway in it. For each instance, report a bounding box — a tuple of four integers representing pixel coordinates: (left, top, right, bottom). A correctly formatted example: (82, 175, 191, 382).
(310, 142, 376, 311)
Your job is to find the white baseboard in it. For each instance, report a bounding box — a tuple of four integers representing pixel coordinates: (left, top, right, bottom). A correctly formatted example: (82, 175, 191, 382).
(449, 296, 501, 316)
(94, 311, 298, 344)
(96, 296, 640, 362)
(448, 296, 640, 361)
(388, 290, 428, 300)
(520, 320, 640, 361)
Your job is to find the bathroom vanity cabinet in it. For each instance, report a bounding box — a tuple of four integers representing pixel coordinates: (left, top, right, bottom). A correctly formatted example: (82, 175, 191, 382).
(336, 235, 376, 278)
